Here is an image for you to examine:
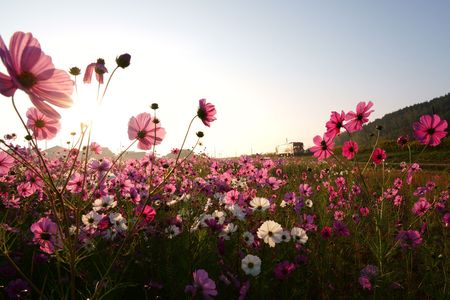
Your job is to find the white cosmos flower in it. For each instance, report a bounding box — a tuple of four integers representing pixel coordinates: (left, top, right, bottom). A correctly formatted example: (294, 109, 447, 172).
(241, 254, 262, 276)
(219, 223, 237, 240)
(228, 204, 246, 220)
(93, 195, 117, 211)
(242, 231, 255, 246)
(250, 197, 270, 212)
(82, 210, 103, 231)
(211, 210, 226, 224)
(109, 212, 127, 232)
(257, 220, 283, 247)
(305, 199, 313, 208)
(291, 227, 308, 244)
(280, 230, 291, 243)
(166, 225, 181, 239)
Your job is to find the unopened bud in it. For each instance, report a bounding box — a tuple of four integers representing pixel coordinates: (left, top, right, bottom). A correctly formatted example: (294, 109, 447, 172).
(69, 67, 81, 76)
(116, 53, 131, 68)
(376, 125, 383, 131)
(25, 135, 33, 141)
(153, 118, 160, 124)
(196, 131, 204, 138)
(151, 103, 159, 110)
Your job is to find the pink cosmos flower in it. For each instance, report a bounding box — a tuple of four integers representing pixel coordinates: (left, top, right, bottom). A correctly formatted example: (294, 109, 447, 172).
(371, 148, 386, 165)
(411, 198, 431, 216)
(412, 114, 448, 147)
(325, 111, 346, 139)
(128, 112, 166, 150)
(185, 269, 218, 299)
(443, 213, 450, 228)
(140, 205, 156, 222)
(66, 173, 84, 193)
(30, 217, 59, 254)
(0, 32, 73, 119)
(273, 260, 296, 280)
(309, 135, 334, 160)
(90, 142, 102, 155)
(0, 150, 14, 176)
(197, 99, 217, 127)
(358, 276, 372, 290)
(396, 230, 422, 250)
(83, 58, 108, 84)
(345, 101, 374, 133)
(342, 140, 358, 160)
(320, 226, 332, 239)
(26, 107, 60, 140)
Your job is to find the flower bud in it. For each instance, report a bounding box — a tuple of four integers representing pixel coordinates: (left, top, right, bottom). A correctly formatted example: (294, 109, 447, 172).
(151, 103, 159, 110)
(376, 125, 383, 131)
(25, 135, 33, 141)
(196, 131, 204, 138)
(69, 67, 81, 76)
(116, 53, 131, 68)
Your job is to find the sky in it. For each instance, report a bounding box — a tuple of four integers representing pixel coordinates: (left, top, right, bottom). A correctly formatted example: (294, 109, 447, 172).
(1, 0, 449, 157)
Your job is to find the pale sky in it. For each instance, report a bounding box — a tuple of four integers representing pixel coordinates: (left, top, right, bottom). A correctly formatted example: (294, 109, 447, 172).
(1, 0, 449, 157)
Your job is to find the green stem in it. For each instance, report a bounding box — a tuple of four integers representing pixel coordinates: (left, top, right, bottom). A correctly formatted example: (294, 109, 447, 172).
(100, 66, 119, 103)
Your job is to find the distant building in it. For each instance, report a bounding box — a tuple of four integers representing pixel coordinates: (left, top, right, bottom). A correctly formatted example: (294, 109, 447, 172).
(275, 142, 304, 156)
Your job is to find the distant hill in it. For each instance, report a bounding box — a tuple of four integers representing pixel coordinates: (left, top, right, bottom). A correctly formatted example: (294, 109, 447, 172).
(44, 146, 115, 159)
(335, 93, 450, 145)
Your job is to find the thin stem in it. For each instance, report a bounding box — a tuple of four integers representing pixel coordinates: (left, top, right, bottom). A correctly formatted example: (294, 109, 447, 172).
(100, 66, 119, 103)
(362, 130, 380, 174)
(2, 251, 46, 299)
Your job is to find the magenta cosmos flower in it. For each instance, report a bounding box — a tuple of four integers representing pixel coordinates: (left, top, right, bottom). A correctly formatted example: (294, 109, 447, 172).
(197, 99, 217, 127)
(26, 107, 60, 140)
(345, 101, 374, 133)
(0, 150, 15, 176)
(371, 148, 386, 165)
(0, 32, 73, 119)
(325, 111, 346, 139)
(413, 114, 448, 147)
(342, 140, 358, 160)
(309, 134, 334, 160)
(30, 217, 60, 254)
(128, 112, 166, 150)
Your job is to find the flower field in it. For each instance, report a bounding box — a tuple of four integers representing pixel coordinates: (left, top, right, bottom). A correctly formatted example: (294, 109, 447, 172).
(0, 32, 449, 299)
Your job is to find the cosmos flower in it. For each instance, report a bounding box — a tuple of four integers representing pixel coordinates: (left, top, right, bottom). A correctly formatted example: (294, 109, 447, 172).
(344, 101, 374, 133)
(242, 231, 255, 246)
(241, 254, 262, 277)
(185, 269, 218, 299)
(0, 32, 73, 119)
(396, 230, 422, 250)
(249, 197, 270, 211)
(309, 134, 334, 160)
(273, 260, 296, 280)
(290, 227, 308, 244)
(371, 148, 386, 165)
(26, 107, 60, 140)
(197, 98, 217, 127)
(90, 142, 102, 154)
(325, 111, 346, 139)
(413, 114, 448, 147)
(128, 112, 166, 150)
(257, 220, 283, 247)
(0, 150, 14, 176)
(82, 210, 104, 232)
(342, 140, 358, 160)
(83, 58, 108, 84)
(30, 217, 60, 254)
(93, 195, 117, 212)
